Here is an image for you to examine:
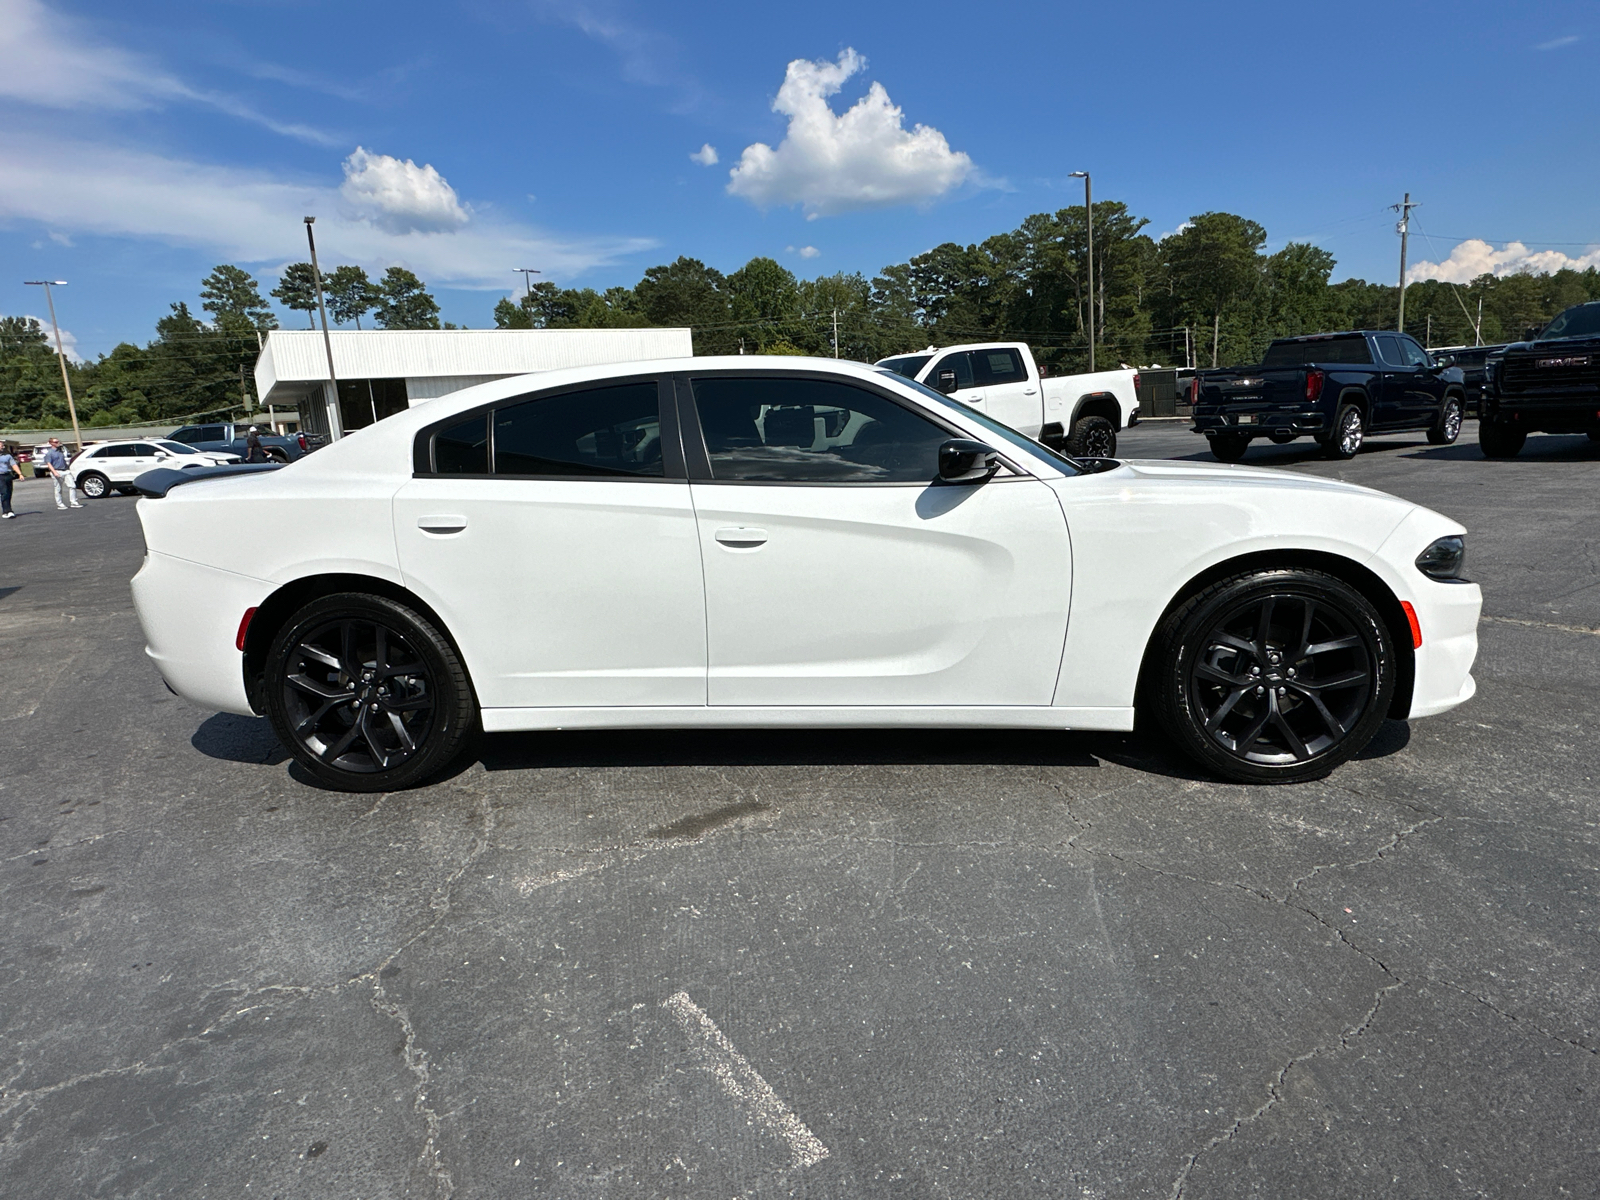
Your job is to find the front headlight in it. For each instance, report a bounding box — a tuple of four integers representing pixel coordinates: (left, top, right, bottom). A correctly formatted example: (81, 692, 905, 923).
(1416, 535, 1467, 581)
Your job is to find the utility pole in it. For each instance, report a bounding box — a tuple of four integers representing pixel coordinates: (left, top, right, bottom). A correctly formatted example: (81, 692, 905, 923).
(304, 217, 346, 435)
(24, 280, 82, 452)
(1425, 313, 1431, 348)
(1071, 172, 1094, 372)
(1391, 192, 1418, 333)
(832, 308, 839, 358)
(516, 268, 541, 323)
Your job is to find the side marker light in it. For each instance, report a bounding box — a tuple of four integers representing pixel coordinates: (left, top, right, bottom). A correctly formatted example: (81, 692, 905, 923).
(236, 606, 258, 652)
(1400, 601, 1422, 649)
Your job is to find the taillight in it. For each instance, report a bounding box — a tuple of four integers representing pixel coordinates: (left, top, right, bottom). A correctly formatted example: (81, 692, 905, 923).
(1306, 369, 1325, 403)
(235, 607, 257, 652)
(1132, 372, 1141, 394)
(297, 433, 309, 451)
(1189, 376, 1200, 403)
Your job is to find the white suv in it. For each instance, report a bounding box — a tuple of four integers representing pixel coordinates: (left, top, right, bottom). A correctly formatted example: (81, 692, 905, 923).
(70, 439, 240, 499)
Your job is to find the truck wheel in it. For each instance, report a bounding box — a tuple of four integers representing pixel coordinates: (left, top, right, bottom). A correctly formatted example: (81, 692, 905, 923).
(1428, 397, 1463, 445)
(1066, 415, 1116, 458)
(264, 592, 478, 793)
(1325, 405, 1364, 459)
(1209, 434, 1250, 462)
(265, 448, 290, 463)
(77, 472, 110, 499)
(1479, 422, 1526, 459)
(1150, 568, 1394, 784)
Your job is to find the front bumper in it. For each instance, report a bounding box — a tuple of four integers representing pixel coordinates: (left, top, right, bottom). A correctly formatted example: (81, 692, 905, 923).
(1407, 578, 1482, 719)
(1484, 400, 1600, 432)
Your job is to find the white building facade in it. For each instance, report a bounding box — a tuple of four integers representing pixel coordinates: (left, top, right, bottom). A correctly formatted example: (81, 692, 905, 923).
(254, 328, 694, 441)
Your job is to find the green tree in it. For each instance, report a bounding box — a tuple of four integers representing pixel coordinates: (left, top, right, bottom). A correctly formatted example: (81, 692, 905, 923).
(271, 263, 319, 328)
(1163, 213, 1267, 366)
(200, 265, 278, 330)
(634, 257, 732, 352)
(325, 265, 377, 328)
(374, 268, 441, 330)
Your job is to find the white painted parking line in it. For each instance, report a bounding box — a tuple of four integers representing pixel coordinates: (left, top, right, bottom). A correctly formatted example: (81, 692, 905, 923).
(661, 991, 830, 1169)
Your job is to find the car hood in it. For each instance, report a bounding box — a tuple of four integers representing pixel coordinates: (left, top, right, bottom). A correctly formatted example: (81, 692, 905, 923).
(1098, 457, 1397, 499)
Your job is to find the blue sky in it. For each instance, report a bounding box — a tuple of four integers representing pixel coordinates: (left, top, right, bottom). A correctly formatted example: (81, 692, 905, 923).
(2, 0, 1597, 358)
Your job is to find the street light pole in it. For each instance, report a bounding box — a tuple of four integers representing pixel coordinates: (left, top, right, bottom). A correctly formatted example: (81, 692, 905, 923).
(304, 217, 348, 433)
(1070, 172, 1094, 372)
(516, 268, 541, 323)
(24, 280, 82, 451)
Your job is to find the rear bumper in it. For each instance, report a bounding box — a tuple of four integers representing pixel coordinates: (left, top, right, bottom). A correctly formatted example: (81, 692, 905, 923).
(130, 549, 269, 716)
(1193, 410, 1328, 435)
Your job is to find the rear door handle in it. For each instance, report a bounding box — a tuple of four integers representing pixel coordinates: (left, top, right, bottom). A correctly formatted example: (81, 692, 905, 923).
(417, 515, 468, 534)
(714, 526, 768, 548)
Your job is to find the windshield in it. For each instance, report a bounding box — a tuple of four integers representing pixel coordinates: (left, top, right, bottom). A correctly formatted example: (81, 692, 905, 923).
(1261, 336, 1372, 367)
(876, 354, 932, 380)
(157, 440, 203, 454)
(875, 369, 1082, 475)
(1539, 304, 1600, 342)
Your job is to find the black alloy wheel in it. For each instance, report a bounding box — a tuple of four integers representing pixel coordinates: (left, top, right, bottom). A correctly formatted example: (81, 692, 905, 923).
(77, 472, 110, 499)
(1209, 433, 1250, 462)
(1479, 421, 1526, 459)
(1428, 397, 1463, 445)
(1326, 404, 1364, 459)
(1152, 569, 1394, 784)
(1067, 415, 1117, 458)
(264, 593, 477, 792)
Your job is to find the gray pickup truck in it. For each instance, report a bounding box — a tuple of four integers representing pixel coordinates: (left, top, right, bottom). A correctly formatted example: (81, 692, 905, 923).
(167, 422, 321, 462)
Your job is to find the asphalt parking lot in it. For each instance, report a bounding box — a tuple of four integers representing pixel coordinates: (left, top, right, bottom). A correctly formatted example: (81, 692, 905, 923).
(3, 422, 1597, 1199)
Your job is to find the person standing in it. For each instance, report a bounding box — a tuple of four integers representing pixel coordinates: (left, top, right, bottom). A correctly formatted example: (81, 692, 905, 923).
(244, 426, 266, 463)
(0, 446, 21, 519)
(40, 438, 82, 510)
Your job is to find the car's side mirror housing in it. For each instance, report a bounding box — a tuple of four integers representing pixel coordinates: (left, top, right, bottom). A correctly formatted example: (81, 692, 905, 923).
(935, 370, 959, 395)
(938, 439, 1000, 484)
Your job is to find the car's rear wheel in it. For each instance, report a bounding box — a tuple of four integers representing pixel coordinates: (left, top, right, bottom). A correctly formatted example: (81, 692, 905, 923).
(77, 472, 110, 499)
(1326, 404, 1364, 459)
(1428, 397, 1463, 445)
(264, 592, 477, 792)
(1479, 421, 1526, 458)
(264, 448, 290, 463)
(1066, 415, 1117, 458)
(1151, 569, 1394, 784)
(1209, 433, 1250, 462)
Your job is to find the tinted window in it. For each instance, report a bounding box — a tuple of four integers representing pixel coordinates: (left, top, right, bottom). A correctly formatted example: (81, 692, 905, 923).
(493, 382, 662, 477)
(973, 348, 1026, 385)
(200, 425, 228, 441)
(100, 445, 137, 458)
(434, 414, 489, 474)
(1261, 337, 1373, 367)
(1398, 338, 1430, 368)
(927, 352, 974, 390)
(1374, 335, 1407, 367)
(157, 440, 202, 454)
(168, 428, 201, 444)
(878, 354, 931, 379)
(692, 376, 949, 483)
(132, 443, 162, 455)
(1540, 303, 1600, 341)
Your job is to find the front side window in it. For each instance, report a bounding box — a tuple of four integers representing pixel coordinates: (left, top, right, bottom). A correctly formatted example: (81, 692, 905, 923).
(1398, 338, 1431, 369)
(494, 382, 662, 477)
(973, 348, 1026, 385)
(877, 354, 931, 380)
(691, 376, 950, 483)
(927, 352, 974, 391)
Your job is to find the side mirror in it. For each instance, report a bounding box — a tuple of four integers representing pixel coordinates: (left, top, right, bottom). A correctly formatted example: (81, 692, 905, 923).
(938, 438, 1000, 484)
(935, 370, 959, 395)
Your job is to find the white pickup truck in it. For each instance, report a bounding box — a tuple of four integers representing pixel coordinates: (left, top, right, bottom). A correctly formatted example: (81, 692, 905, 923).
(876, 343, 1140, 457)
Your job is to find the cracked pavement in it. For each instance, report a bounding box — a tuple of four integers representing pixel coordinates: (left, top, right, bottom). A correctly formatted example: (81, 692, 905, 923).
(2, 423, 1597, 1198)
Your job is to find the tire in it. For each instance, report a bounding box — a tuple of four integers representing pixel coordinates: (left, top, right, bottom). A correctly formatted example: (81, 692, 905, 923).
(1267, 431, 1297, 445)
(1325, 404, 1364, 459)
(265, 448, 290, 464)
(1150, 569, 1395, 784)
(77, 472, 110, 499)
(1428, 396, 1463, 445)
(1066, 415, 1117, 458)
(1479, 421, 1526, 459)
(264, 592, 477, 792)
(1209, 433, 1250, 462)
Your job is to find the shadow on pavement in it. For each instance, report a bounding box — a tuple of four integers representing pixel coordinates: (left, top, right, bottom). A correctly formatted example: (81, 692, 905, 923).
(191, 713, 291, 765)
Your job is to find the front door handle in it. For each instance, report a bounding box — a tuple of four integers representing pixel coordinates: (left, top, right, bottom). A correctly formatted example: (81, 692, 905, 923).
(714, 526, 768, 548)
(417, 515, 468, 535)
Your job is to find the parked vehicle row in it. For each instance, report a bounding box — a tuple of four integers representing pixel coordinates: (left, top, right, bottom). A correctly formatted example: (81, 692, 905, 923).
(69, 439, 240, 498)
(167, 422, 321, 462)
(130, 355, 1480, 794)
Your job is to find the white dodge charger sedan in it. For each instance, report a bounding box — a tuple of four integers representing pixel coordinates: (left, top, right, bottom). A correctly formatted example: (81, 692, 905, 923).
(129, 357, 1481, 793)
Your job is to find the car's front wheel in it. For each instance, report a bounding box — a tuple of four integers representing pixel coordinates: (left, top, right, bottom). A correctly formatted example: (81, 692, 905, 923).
(1479, 421, 1526, 458)
(77, 472, 110, 499)
(264, 592, 477, 792)
(1428, 397, 1463, 445)
(1150, 569, 1395, 784)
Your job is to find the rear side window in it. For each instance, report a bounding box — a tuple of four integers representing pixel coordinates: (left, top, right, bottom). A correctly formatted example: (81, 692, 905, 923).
(1262, 337, 1373, 367)
(1374, 335, 1407, 367)
(691, 376, 950, 483)
(493, 382, 662, 477)
(100, 445, 136, 458)
(973, 348, 1026, 385)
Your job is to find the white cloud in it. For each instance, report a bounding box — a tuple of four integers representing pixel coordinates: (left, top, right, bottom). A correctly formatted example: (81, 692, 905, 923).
(0, 0, 334, 143)
(1407, 238, 1600, 284)
(1536, 35, 1580, 50)
(689, 143, 719, 166)
(0, 132, 654, 288)
(23, 315, 81, 362)
(340, 147, 470, 234)
(786, 244, 820, 259)
(727, 49, 974, 217)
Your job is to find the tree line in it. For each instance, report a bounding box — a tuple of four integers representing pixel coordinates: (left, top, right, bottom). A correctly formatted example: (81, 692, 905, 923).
(5, 198, 1599, 430)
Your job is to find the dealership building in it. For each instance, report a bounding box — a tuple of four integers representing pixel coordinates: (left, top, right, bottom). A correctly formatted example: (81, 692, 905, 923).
(253, 327, 694, 442)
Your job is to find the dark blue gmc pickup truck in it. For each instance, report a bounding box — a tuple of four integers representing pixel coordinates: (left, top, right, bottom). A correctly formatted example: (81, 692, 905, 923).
(1479, 301, 1600, 457)
(1192, 331, 1466, 462)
